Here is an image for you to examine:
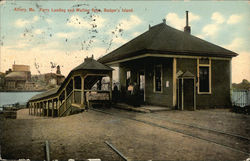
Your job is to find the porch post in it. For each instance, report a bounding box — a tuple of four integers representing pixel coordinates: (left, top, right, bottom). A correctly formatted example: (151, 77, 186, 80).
(52, 99, 54, 117)
(42, 101, 45, 116)
(34, 102, 36, 115)
(37, 102, 39, 116)
(31, 103, 33, 115)
(181, 78, 184, 111)
(173, 58, 177, 108)
(56, 98, 59, 117)
(110, 72, 113, 101)
(47, 101, 49, 117)
(81, 76, 85, 106)
(73, 77, 75, 103)
(29, 103, 30, 115)
(34, 102, 36, 116)
(29, 103, 31, 115)
(39, 102, 42, 116)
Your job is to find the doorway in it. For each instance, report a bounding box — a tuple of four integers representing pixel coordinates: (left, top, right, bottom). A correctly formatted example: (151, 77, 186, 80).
(177, 71, 196, 110)
(138, 71, 145, 103)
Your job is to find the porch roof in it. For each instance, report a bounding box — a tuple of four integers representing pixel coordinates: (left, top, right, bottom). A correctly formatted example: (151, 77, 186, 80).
(98, 22, 238, 64)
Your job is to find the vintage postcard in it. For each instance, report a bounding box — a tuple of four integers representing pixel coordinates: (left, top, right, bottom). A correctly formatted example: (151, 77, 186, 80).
(0, 0, 249, 160)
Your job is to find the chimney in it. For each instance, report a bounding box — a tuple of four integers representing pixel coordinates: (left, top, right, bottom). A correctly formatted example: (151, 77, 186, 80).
(162, 18, 166, 24)
(184, 11, 191, 34)
(56, 65, 61, 74)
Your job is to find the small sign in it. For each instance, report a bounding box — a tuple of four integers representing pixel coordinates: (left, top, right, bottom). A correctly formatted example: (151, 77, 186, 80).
(166, 81, 169, 87)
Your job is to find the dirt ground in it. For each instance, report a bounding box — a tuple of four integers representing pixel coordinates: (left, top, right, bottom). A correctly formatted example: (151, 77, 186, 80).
(1, 108, 250, 160)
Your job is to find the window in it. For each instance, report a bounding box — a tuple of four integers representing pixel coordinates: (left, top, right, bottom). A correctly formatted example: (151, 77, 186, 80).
(154, 65, 162, 92)
(198, 59, 211, 94)
(199, 66, 209, 92)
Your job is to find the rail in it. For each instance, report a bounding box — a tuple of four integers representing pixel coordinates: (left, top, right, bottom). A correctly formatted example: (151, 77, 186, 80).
(58, 90, 74, 116)
(91, 108, 250, 155)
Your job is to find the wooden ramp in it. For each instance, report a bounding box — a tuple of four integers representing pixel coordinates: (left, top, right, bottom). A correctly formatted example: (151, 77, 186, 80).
(28, 57, 113, 117)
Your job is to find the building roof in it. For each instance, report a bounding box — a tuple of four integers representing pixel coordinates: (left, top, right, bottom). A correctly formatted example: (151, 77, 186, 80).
(29, 87, 59, 101)
(73, 57, 113, 71)
(98, 22, 238, 64)
(178, 71, 195, 78)
(5, 71, 27, 80)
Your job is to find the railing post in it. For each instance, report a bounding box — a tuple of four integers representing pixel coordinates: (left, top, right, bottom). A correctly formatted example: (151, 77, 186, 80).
(40, 102, 42, 116)
(47, 101, 49, 117)
(34, 102, 36, 115)
(29, 103, 30, 115)
(43, 102, 45, 116)
(31, 103, 33, 115)
(52, 99, 54, 117)
(81, 76, 85, 108)
(64, 90, 67, 112)
(37, 102, 39, 116)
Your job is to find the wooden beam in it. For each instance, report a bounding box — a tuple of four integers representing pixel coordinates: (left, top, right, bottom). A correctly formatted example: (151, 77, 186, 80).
(110, 72, 113, 101)
(181, 78, 184, 111)
(52, 99, 54, 117)
(45, 140, 50, 161)
(72, 77, 75, 104)
(81, 76, 84, 106)
(173, 58, 177, 107)
(46, 100, 49, 117)
(105, 53, 232, 65)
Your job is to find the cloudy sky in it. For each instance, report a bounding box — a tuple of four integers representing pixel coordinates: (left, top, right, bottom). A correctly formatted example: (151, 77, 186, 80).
(0, 0, 249, 83)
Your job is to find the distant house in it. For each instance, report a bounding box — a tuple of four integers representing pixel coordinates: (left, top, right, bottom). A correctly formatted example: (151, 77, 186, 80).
(4, 64, 32, 90)
(0, 72, 5, 90)
(98, 11, 238, 110)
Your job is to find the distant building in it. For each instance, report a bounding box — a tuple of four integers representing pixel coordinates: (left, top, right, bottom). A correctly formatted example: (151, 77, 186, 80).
(0, 72, 5, 90)
(4, 64, 33, 90)
(44, 66, 65, 85)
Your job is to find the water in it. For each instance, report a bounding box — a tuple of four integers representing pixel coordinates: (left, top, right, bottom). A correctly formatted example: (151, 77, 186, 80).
(0, 92, 42, 106)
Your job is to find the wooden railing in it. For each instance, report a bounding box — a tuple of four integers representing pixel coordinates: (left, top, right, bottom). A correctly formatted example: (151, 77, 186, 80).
(58, 90, 74, 116)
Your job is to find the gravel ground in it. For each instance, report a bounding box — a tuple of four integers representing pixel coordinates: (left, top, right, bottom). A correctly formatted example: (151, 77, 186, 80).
(1, 108, 250, 160)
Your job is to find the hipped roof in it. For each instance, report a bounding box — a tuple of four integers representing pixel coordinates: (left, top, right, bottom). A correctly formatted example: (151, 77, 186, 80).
(72, 57, 113, 71)
(99, 22, 238, 64)
(5, 72, 27, 80)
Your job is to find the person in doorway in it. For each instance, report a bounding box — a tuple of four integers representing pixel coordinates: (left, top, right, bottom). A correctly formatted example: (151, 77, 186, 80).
(132, 82, 140, 107)
(113, 83, 119, 103)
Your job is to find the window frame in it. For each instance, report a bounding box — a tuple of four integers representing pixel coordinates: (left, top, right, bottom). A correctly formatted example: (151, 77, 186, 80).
(153, 64, 163, 93)
(197, 58, 212, 94)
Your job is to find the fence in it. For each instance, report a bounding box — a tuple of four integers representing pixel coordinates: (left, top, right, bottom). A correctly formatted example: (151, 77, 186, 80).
(232, 89, 250, 107)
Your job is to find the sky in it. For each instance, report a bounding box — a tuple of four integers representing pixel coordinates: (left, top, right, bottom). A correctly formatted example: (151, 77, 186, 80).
(0, 0, 249, 83)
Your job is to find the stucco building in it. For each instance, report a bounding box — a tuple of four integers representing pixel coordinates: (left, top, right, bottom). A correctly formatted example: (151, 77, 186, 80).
(4, 64, 32, 90)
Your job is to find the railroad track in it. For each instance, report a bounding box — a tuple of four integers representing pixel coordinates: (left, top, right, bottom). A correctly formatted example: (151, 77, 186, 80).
(91, 108, 250, 156)
(149, 113, 250, 141)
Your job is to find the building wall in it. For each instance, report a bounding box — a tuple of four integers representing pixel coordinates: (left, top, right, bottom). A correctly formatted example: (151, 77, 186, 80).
(12, 65, 30, 72)
(176, 58, 231, 108)
(119, 57, 173, 107)
(197, 59, 231, 108)
(118, 57, 231, 109)
(144, 57, 173, 107)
